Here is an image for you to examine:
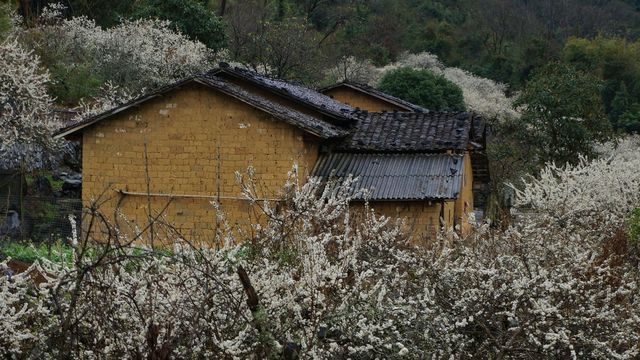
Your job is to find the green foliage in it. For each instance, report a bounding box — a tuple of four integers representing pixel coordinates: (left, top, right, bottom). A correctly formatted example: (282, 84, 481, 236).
(377, 67, 465, 111)
(516, 62, 612, 165)
(1, 240, 74, 264)
(19, 23, 104, 104)
(61, 0, 135, 27)
(563, 37, 640, 132)
(618, 104, 640, 133)
(132, 0, 226, 50)
(0, 0, 12, 39)
(44, 174, 63, 192)
(48, 61, 104, 105)
(628, 208, 640, 244)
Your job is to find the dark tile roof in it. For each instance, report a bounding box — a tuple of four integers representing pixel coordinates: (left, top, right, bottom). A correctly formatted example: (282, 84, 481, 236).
(312, 152, 464, 200)
(319, 81, 429, 113)
(209, 64, 356, 122)
(54, 75, 349, 140)
(336, 111, 480, 152)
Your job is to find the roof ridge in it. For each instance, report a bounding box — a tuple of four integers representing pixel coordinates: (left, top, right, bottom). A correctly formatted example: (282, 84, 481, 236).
(209, 65, 357, 123)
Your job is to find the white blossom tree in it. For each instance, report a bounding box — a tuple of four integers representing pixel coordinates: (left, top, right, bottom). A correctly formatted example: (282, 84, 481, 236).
(0, 38, 61, 170)
(3, 138, 640, 358)
(377, 53, 520, 120)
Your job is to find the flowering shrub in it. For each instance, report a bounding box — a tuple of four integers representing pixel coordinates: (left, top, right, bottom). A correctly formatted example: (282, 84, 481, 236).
(513, 136, 640, 229)
(2, 140, 640, 358)
(57, 17, 214, 91)
(1, 174, 424, 358)
(0, 38, 62, 170)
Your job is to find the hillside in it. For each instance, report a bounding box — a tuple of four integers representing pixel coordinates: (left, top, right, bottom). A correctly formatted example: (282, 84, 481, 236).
(10, 0, 640, 84)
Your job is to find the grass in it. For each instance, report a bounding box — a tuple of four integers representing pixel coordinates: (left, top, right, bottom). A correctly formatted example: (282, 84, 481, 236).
(0, 239, 176, 266)
(0, 240, 75, 264)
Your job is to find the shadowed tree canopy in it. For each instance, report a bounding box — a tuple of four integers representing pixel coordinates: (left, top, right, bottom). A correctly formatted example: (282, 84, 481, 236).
(377, 67, 465, 111)
(131, 0, 227, 51)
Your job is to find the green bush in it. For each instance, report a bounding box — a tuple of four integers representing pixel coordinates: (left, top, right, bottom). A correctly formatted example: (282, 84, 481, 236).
(515, 62, 612, 165)
(0, 0, 11, 40)
(377, 67, 465, 111)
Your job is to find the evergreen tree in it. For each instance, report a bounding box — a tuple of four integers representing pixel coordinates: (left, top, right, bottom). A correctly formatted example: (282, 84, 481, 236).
(515, 62, 612, 165)
(377, 67, 465, 111)
(610, 82, 632, 127)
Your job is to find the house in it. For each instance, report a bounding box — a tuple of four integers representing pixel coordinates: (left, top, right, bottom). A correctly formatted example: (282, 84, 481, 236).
(320, 81, 491, 212)
(54, 65, 488, 243)
(313, 110, 484, 238)
(319, 81, 429, 113)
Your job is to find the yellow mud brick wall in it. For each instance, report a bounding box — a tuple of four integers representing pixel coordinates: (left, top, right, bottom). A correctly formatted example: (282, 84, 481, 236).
(352, 200, 455, 244)
(454, 151, 474, 235)
(82, 82, 318, 244)
(322, 87, 409, 112)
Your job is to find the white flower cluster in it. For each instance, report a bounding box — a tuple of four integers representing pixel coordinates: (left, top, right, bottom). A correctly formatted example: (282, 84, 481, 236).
(44, 15, 214, 93)
(17, 3, 220, 110)
(0, 175, 423, 358)
(423, 137, 640, 358)
(0, 38, 61, 170)
(513, 136, 640, 228)
(2, 140, 640, 358)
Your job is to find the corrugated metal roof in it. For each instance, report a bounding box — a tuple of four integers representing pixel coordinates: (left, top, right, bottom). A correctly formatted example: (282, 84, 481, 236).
(312, 153, 464, 200)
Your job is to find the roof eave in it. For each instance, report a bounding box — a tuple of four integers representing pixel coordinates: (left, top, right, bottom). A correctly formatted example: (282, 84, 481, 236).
(349, 196, 459, 202)
(320, 82, 429, 112)
(54, 75, 348, 141)
(193, 78, 347, 140)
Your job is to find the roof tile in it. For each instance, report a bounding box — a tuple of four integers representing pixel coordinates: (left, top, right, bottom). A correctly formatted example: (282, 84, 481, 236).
(337, 111, 478, 151)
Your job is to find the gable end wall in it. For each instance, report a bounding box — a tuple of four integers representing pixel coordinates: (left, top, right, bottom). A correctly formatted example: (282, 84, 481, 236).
(323, 87, 409, 112)
(82, 83, 318, 243)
